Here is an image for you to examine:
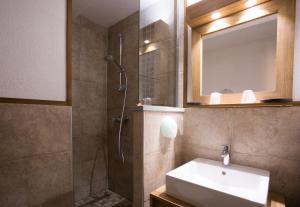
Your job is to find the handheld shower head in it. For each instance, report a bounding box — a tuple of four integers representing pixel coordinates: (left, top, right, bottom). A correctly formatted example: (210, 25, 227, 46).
(105, 55, 125, 72)
(105, 54, 127, 164)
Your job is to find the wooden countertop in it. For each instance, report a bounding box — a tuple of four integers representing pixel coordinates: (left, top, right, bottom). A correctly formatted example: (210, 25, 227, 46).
(150, 185, 285, 207)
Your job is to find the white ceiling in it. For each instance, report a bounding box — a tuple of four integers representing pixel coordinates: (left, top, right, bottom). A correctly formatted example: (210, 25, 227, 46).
(140, 0, 159, 11)
(73, 0, 139, 27)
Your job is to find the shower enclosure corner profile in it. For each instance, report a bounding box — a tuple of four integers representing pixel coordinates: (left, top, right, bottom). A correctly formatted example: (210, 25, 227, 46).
(105, 33, 127, 164)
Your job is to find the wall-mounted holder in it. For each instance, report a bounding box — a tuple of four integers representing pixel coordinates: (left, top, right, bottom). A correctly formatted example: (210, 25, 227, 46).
(112, 116, 129, 124)
(160, 116, 178, 139)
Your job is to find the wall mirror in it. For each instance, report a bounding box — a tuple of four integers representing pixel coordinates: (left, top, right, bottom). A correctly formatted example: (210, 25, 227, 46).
(202, 14, 277, 96)
(185, 0, 296, 106)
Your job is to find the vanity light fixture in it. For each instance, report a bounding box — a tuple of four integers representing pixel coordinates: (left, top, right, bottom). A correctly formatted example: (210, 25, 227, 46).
(144, 39, 150, 44)
(211, 12, 221, 20)
(239, 7, 266, 23)
(208, 19, 229, 33)
(245, 0, 257, 8)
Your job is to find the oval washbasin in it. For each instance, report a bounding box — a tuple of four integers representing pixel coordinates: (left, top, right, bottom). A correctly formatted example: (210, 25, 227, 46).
(166, 158, 270, 207)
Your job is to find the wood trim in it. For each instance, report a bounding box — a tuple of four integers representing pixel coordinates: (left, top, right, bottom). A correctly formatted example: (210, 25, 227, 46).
(268, 192, 286, 207)
(275, 0, 295, 99)
(151, 186, 195, 207)
(191, 31, 202, 99)
(0, 0, 72, 106)
(185, 101, 300, 108)
(66, 0, 73, 106)
(185, 102, 295, 108)
(0, 98, 70, 106)
(193, 91, 281, 105)
(151, 185, 286, 207)
(185, 0, 296, 107)
(293, 101, 300, 106)
(195, 1, 279, 35)
(187, 0, 271, 28)
(187, 0, 238, 23)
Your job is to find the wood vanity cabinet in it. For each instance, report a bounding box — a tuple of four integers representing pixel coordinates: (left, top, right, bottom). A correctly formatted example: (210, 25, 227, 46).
(150, 186, 285, 207)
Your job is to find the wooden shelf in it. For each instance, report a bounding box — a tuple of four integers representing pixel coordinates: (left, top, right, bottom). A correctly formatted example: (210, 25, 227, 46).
(150, 185, 285, 207)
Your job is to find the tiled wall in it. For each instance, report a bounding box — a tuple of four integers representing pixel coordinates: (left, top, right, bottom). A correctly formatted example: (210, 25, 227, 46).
(72, 16, 108, 201)
(136, 107, 300, 207)
(183, 107, 300, 207)
(107, 12, 139, 200)
(0, 103, 72, 207)
(132, 112, 144, 207)
(133, 110, 184, 207)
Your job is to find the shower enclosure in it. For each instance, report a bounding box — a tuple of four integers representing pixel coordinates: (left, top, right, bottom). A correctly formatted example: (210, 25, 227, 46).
(72, 0, 139, 206)
(139, 0, 179, 107)
(72, 0, 179, 206)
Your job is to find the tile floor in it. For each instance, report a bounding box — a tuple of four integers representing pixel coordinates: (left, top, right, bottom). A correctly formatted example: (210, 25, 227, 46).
(75, 190, 132, 207)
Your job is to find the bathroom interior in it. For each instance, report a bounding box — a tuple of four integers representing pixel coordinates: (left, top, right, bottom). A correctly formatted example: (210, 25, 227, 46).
(0, 0, 300, 207)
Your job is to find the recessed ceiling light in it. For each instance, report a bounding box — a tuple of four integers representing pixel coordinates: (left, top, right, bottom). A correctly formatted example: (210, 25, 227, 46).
(245, 0, 257, 8)
(211, 12, 221, 20)
(144, 40, 150, 44)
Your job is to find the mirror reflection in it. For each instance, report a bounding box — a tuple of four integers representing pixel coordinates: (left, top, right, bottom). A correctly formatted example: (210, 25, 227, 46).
(139, 0, 177, 106)
(202, 14, 277, 96)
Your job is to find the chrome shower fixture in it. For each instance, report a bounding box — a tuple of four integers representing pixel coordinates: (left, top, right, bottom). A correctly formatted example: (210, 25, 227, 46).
(104, 33, 127, 164)
(104, 55, 125, 73)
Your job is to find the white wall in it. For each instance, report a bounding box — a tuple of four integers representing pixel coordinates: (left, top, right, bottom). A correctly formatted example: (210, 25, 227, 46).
(0, 0, 67, 101)
(293, 0, 300, 101)
(140, 0, 175, 28)
(203, 37, 277, 95)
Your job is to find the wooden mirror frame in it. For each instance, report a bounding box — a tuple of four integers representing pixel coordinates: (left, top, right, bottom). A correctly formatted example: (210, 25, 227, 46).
(184, 0, 298, 107)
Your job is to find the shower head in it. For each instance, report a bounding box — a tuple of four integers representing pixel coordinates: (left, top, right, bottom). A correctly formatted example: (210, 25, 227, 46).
(105, 55, 125, 72)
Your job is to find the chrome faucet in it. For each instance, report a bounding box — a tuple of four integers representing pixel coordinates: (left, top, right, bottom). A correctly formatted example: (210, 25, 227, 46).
(221, 145, 230, 166)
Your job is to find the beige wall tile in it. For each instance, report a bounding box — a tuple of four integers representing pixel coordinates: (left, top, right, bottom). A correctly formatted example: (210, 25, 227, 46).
(27, 152, 72, 206)
(136, 111, 184, 205)
(107, 12, 139, 201)
(0, 159, 28, 207)
(136, 107, 300, 207)
(72, 15, 108, 201)
(144, 112, 184, 155)
(133, 112, 144, 207)
(0, 132, 72, 207)
(0, 103, 71, 163)
(183, 108, 232, 150)
(231, 108, 300, 161)
(182, 107, 300, 207)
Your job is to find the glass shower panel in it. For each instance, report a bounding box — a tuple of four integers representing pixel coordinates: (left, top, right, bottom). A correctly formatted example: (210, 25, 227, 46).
(139, 0, 177, 106)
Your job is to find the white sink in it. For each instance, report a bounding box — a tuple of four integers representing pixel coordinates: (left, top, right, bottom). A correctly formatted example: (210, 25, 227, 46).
(166, 158, 270, 207)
